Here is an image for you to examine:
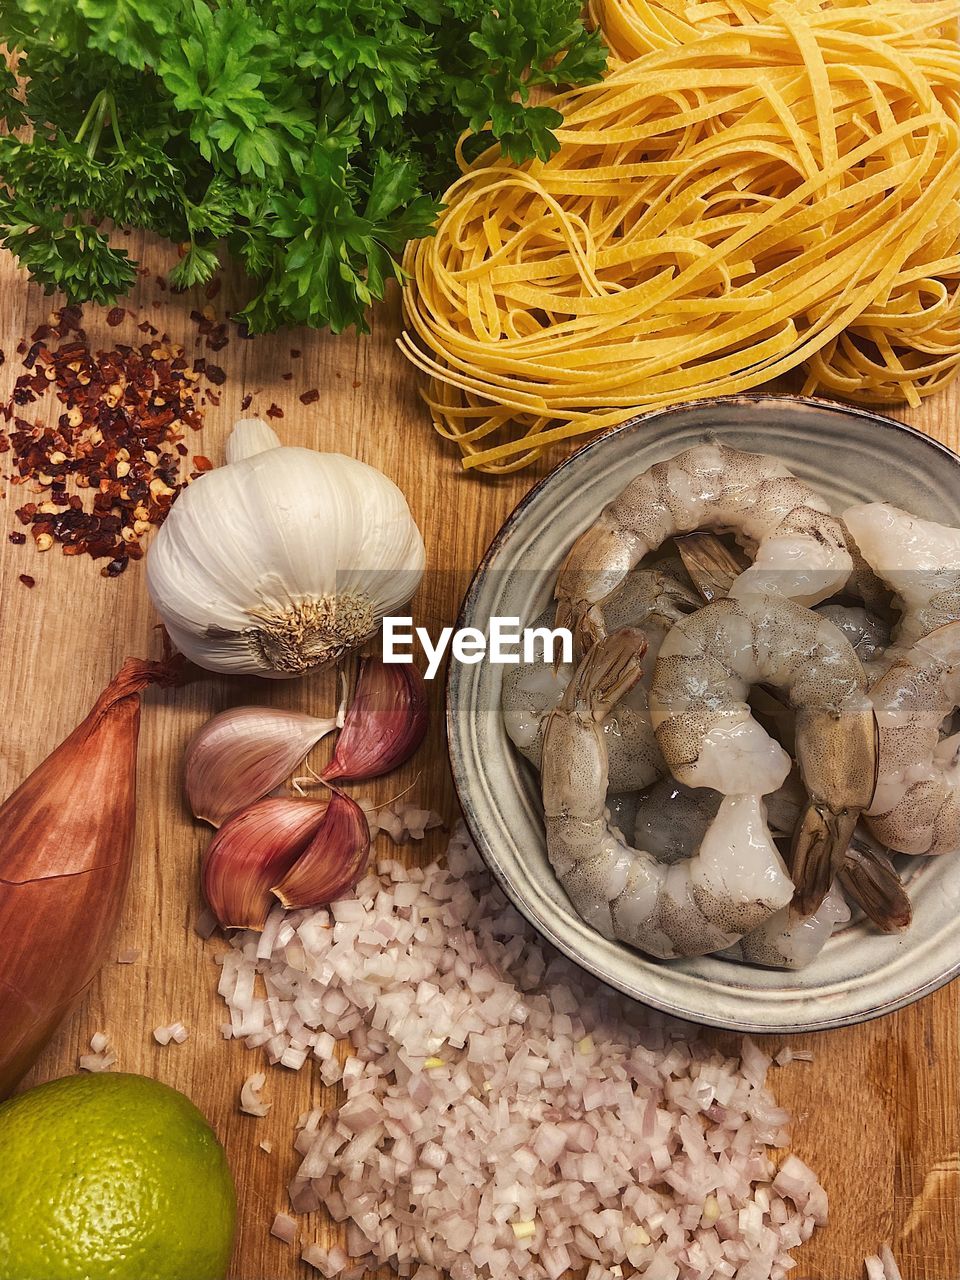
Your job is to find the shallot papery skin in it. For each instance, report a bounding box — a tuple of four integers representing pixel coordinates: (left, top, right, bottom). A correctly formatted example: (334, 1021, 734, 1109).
(0, 657, 180, 1098)
(216, 825, 830, 1280)
(321, 657, 428, 783)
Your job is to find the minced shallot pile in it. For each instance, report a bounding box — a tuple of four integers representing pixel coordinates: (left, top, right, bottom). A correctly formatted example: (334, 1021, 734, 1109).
(217, 825, 831, 1280)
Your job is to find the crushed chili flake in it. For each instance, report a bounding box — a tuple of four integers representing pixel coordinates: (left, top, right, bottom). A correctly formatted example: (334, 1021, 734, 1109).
(352, 379, 361, 389)
(204, 278, 222, 300)
(206, 364, 226, 386)
(266, 403, 284, 419)
(299, 388, 320, 405)
(3, 305, 216, 578)
(18, 574, 35, 588)
(193, 455, 213, 472)
(9, 531, 26, 544)
(240, 393, 253, 411)
(282, 372, 293, 381)
(290, 349, 301, 359)
(106, 307, 126, 327)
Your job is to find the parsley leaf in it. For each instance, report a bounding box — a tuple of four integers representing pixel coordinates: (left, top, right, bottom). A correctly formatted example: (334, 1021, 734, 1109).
(0, 0, 605, 330)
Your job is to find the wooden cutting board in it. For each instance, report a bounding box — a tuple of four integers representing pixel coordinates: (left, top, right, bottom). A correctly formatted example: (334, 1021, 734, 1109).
(2, 237, 958, 1280)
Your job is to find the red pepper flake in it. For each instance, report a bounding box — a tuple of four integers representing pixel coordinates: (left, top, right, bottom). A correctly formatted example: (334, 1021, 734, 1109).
(206, 364, 226, 385)
(352, 380, 361, 389)
(193, 455, 213, 472)
(299, 389, 320, 405)
(1, 304, 219, 579)
(204, 277, 222, 300)
(282, 372, 293, 381)
(290, 349, 302, 359)
(266, 403, 284, 419)
(106, 307, 126, 327)
(18, 573, 35, 588)
(240, 393, 253, 411)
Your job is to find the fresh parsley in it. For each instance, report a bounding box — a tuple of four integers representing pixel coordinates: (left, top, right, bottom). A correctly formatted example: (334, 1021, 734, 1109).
(0, 0, 605, 332)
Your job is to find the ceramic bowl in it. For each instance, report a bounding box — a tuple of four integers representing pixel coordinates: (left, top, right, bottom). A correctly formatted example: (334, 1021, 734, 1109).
(447, 395, 960, 1033)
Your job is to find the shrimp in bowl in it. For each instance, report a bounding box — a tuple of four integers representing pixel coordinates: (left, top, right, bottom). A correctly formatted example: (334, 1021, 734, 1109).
(555, 441, 852, 652)
(540, 630, 795, 960)
(648, 593, 878, 918)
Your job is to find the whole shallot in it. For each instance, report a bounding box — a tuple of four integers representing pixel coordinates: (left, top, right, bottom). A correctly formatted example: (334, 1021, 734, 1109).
(0, 657, 180, 1098)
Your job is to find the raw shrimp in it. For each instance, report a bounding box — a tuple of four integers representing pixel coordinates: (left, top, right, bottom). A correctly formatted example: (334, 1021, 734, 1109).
(815, 604, 891, 671)
(867, 621, 960, 855)
(766, 772, 911, 934)
(725, 887, 851, 970)
(501, 566, 699, 788)
(555, 442, 852, 651)
(540, 631, 794, 960)
(633, 772, 909, 944)
(843, 503, 960, 653)
(673, 531, 892, 670)
(648, 593, 877, 917)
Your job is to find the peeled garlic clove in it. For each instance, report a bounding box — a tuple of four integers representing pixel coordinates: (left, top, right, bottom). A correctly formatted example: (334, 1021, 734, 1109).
(185, 706, 337, 828)
(272, 791, 370, 909)
(202, 797, 327, 930)
(321, 658, 428, 783)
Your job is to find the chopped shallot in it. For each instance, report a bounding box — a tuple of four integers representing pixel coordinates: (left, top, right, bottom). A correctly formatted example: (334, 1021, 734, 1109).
(153, 1022, 189, 1046)
(865, 1245, 904, 1280)
(775, 1048, 815, 1066)
(355, 796, 442, 843)
(194, 907, 219, 940)
(240, 1071, 271, 1117)
(215, 824, 831, 1280)
(270, 1212, 298, 1245)
(80, 1032, 116, 1072)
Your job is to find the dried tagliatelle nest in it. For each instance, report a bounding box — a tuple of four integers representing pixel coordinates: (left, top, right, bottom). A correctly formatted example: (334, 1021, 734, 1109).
(400, 0, 960, 471)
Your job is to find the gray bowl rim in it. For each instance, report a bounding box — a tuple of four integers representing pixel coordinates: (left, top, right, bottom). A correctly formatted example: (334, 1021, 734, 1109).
(446, 392, 960, 1034)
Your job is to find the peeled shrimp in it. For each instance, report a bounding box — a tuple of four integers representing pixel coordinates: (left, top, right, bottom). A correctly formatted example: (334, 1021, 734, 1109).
(648, 593, 877, 917)
(540, 631, 794, 960)
(673, 530, 892, 671)
(556, 442, 852, 650)
(633, 772, 909, 952)
(867, 621, 960, 855)
(843, 503, 960, 654)
(725, 887, 851, 970)
(502, 566, 699, 789)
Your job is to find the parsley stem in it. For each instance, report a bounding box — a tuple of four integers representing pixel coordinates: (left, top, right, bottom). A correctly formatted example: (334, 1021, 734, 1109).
(73, 90, 121, 159)
(73, 90, 106, 148)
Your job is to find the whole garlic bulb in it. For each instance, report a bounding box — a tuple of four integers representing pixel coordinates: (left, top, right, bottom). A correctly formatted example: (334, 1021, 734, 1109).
(146, 421, 425, 677)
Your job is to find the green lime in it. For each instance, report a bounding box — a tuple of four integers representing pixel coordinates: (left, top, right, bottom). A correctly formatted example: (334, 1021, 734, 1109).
(0, 1072, 236, 1280)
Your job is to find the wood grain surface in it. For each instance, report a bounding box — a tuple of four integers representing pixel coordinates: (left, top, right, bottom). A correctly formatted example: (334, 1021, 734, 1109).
(2, 238, 958, 1280)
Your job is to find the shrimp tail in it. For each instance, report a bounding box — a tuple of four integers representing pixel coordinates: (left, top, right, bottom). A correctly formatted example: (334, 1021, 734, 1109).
(791, 702, 878, 917)
(790, 803, 859, 918)
(563, 627, 648, 720)
(555, 598, 606, 660)
(555, 517, 637, 655)
(674, 531, 747, 603)
(838, 840, 913, 933)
